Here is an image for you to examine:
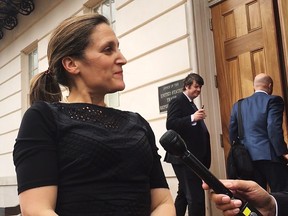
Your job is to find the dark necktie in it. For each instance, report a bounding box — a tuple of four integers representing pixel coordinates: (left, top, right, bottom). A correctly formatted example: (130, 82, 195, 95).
(190, 101, 198, 111)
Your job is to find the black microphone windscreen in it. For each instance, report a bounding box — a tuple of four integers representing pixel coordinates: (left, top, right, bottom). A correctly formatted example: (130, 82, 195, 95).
(159, 130, 187, 157)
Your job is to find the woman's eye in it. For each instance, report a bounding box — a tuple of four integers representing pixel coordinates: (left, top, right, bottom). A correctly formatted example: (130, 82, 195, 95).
(103, 46, 113, 53)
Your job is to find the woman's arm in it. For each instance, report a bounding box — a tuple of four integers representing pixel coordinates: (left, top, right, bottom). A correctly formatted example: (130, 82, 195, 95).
(19, 186, 58, 216)
(150, 188, 175, 216)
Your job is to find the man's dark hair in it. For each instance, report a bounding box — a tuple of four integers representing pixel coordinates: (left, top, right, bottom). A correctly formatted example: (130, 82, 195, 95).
(183, 73, 204, 90)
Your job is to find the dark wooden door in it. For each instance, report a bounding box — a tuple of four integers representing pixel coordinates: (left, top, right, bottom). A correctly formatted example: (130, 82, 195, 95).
(210, 0, 287, 160)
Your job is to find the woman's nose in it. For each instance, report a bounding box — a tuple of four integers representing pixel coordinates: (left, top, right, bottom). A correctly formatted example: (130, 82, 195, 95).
(116, 50, 127, 65)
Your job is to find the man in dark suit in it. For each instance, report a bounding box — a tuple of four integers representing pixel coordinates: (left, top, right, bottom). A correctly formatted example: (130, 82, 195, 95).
(202, 179, 288, 216)
(164, 73, 211, 216)
(229, 73, 288, 192)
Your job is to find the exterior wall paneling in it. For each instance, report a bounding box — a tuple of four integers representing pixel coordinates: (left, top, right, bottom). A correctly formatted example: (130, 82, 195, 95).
(0, 131, 18, 154)
(0, 75, 21, 101)
(122, 39, 191, 93)
(0, 58, 21, 84)
(0, 154, 16, 177)
(116, 0, 185, 36)
(116, 0, 132, 9)
(119, 4, 187, 60)
(0, 112, 22, 141)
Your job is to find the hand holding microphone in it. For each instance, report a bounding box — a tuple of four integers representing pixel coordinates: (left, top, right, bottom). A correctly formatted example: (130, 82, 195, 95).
(159, 130, 263, 216)
(202, 180, 277, 216)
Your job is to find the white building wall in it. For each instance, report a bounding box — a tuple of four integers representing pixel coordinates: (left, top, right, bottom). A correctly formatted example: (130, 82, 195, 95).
(0, 0, 225, 215)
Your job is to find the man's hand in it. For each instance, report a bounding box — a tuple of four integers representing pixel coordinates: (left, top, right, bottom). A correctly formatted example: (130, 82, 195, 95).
(193, 109, 206, 121)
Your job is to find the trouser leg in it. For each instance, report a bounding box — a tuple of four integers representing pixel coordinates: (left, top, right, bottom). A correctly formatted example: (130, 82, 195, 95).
(172, 164, 205, 216)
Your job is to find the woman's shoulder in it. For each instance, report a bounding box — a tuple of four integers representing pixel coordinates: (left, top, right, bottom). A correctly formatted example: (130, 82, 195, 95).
(17, 101, 58, 140)
(125, 110, 147, 124)
(24, 101, 57, 123)
(29, 100, 58, 109)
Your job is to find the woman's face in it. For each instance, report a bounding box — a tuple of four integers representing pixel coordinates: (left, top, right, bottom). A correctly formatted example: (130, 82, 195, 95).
(74, 23, 127, 95)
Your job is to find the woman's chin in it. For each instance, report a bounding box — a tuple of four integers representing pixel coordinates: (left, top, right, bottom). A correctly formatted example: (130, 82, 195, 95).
(109, 84, 125, 93)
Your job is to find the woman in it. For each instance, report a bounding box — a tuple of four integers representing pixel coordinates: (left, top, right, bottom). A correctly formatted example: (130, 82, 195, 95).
(13, 14, 175, 216)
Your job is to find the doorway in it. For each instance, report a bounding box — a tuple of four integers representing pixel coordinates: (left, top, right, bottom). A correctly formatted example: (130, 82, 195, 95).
(210, 0, 288, 161)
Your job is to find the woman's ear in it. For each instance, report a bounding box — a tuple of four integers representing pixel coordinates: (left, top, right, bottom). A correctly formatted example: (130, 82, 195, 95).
(62, 57, 80, 75)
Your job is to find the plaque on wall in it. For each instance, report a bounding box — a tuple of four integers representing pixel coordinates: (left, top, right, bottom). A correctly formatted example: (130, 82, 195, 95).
(158, 79, 183, 113)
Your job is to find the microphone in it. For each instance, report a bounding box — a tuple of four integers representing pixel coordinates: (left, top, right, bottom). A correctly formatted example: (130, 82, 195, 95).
(159, 130, 263, 216)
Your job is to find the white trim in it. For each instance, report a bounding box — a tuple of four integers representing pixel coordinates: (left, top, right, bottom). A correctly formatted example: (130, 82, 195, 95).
(0, 176, 17, 186)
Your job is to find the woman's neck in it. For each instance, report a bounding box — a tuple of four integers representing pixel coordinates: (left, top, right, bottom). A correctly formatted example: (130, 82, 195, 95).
(64, 94, 106, 107)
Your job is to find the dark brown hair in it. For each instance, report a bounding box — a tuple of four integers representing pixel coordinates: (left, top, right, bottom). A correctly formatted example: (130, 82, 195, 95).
(182, 73, 204, 90)
(29, 14, 109, 105)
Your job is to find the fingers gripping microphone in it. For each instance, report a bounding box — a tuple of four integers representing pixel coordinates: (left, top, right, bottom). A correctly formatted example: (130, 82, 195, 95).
(159, 130, 263, 216)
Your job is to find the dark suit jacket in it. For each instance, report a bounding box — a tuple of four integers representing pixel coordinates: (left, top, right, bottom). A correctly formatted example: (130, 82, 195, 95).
(272, 192, 288, 216)
(164, 93, 211, 168)
(229, 92, 288, 161)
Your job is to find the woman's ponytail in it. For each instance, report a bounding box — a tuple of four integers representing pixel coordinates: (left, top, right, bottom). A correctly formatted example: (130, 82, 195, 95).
(29, 69, 62, 105)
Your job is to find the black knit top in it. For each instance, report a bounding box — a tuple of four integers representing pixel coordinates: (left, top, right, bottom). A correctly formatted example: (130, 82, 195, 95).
(13, 101, 168, 216)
